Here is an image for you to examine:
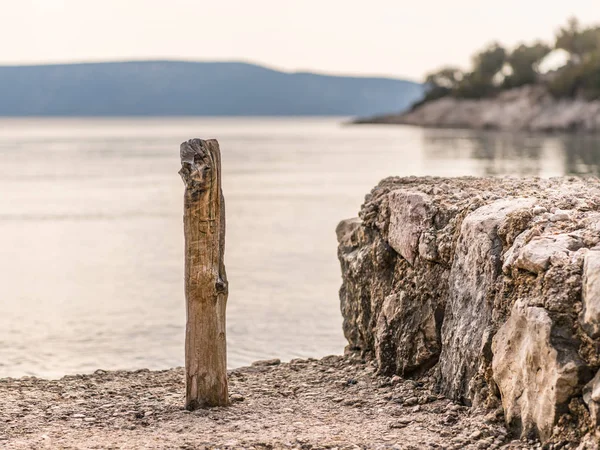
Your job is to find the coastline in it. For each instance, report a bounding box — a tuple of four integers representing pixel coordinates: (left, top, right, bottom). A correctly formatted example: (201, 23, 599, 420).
(0, 353, 532, 450)
(4, 177, 600, 448)
(352, 85, 600, 133)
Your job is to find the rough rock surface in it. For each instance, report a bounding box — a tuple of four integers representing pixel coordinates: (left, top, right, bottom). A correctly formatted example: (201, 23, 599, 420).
(337, 176, 600, 445)
(493, 300, 586, 441)
(582, 251, 600, 338)
(0, 354, 541, 450)
(584, 369, 600, 427)
(438, 198, 537, 404)
(354, 85, 600, 133)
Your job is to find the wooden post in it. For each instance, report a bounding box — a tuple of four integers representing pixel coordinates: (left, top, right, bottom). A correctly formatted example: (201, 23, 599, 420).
(179, 138, 229, 409)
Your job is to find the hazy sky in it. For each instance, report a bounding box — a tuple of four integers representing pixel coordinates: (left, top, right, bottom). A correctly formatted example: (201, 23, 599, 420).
(2, 0, 600, 80)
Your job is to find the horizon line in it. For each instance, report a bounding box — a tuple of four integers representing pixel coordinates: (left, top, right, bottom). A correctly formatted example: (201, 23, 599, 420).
(0, 58, 420, 83)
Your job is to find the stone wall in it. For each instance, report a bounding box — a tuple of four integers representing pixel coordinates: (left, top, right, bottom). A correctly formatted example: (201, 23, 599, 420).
(337, 176, 600, 444)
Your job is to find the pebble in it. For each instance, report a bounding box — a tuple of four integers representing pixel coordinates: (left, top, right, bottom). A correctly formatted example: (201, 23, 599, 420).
(550, 210, 570, 222)
(403, 380, 418, 389)
(251, 359, 281, 367)
(469, 430, 483, 440)
(444, 414, 458, 424)
(0, 436, 7, 441)
(230, 394, 245, 403)
(417, 395, 436, 405)
(404, 396, 418, 406)
(72, 414, 86, 419)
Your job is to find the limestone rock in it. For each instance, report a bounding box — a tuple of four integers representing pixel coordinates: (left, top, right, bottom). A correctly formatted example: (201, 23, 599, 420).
(374, 285, 445, 375)
(337, 217, 395, 354)
(512, 233, 582, 274)
(492, 300, 585, 440)
(387, 190, 434, 265)
(335, 218, 363, 249)
(502, 228, 538, 273)
(582, 250, 600, 338)
(437, 198, 536, 403)
(337, 176, 600, 445)
(583, 369, 600, 427)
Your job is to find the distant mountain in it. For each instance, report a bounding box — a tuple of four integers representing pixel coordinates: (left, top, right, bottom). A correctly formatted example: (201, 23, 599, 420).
(0, 61, 424, 117)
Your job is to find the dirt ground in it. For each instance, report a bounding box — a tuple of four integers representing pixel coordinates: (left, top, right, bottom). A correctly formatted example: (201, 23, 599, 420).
(0, 354, 556, 449)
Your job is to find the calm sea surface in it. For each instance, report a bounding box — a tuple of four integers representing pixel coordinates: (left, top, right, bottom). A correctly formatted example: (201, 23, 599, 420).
(1, 117, 600, 378)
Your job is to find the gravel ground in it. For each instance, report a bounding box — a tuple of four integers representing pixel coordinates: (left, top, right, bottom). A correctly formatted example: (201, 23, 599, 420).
(0, 353, 547, 449)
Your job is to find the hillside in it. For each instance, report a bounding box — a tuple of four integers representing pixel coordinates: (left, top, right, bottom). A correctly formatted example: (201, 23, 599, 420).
(0, 61, 423, 117)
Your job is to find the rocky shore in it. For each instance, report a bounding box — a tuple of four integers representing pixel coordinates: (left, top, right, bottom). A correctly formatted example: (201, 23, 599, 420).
(4, 176, 600, 448)
(0, 353, 542, 450)
(337, 176, 600, 448)
(353, 86, 600, 133)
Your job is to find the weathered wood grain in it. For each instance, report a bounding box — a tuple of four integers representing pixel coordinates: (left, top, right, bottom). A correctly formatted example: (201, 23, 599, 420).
(179, 138, 228, 409)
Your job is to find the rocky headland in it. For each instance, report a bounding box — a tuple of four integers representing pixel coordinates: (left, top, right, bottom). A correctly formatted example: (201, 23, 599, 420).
(353, 86, 600, 133)
(337, 176, 600, 448)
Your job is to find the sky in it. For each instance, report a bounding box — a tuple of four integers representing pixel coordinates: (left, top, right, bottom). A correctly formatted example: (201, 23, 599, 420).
(2, 0, 600, 81)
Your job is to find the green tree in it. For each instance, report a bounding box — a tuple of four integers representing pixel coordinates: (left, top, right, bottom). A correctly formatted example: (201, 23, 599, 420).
(421, 67, 463, 102)
(453, 71, 496, 98)
(580, 53, 600, 99)
(550, 19, 600, 99)
(549, 51, 600, 99)
(472, 43, 507, 82)
(425, 67, 463, 89)
(555, 18, 600, 60)
(504, 42, 551, 88)
(555, 17, 581, 58)
(444, 43, 508, 99)
(414, 19, 600, 105)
